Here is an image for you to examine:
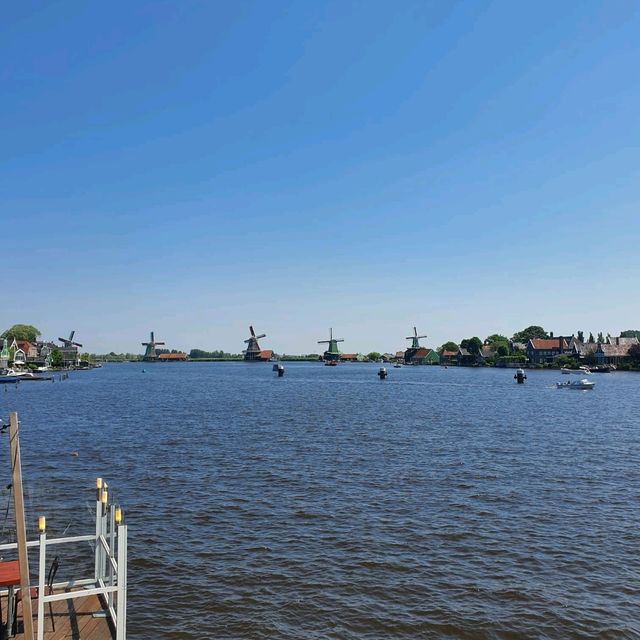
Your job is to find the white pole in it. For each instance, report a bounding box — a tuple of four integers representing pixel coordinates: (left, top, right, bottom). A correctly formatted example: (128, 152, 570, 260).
(37, 531, 46, 640)
(108, 504, 115, 610)
(116, 524, 127, 640)
(94, 479, 102, 582)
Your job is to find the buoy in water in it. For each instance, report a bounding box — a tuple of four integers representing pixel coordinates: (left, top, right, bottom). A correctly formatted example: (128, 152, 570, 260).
(378, 367, 388, 379)
(514, 368, 527, 384)
(276, 365, 285, 377)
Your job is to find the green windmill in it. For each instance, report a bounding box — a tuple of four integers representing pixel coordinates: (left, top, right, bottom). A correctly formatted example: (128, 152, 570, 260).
(404, 326, 427, 364)
(318, 328, 344, 362)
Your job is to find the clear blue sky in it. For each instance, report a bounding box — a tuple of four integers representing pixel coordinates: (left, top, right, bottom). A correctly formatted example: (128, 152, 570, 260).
(2, 1, 639, 354)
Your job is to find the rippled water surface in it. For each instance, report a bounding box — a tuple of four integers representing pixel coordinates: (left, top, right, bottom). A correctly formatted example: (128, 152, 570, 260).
(2, 363, 640, 639)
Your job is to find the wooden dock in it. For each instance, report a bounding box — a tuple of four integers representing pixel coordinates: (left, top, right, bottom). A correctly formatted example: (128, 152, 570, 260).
(1, 590, 114, 640)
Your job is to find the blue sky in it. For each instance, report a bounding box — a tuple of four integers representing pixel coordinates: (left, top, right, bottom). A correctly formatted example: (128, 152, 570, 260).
(2, 1, 639, 354)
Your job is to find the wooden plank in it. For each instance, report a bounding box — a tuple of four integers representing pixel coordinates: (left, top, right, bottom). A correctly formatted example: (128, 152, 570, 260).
(8, 592, 113, 640)
(8, 412, 34, 640)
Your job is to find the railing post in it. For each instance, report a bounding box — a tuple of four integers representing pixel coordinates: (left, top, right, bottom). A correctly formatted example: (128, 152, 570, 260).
(108, 504, 115, 610)
(37, 528, 46, 640)
(101, 485, 108, 580)
(94, 478, 102, 582)
(116, 524, 127, 640)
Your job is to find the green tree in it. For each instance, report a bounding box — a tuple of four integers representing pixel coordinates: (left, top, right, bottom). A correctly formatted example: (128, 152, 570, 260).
(439, 341, 458, 353)
(621, 330, 640, 339)
(588, 332, 595, 343)
(497, 344, 509, 357)
(50, 349, 64, 368)
(511, 326, 548, 343)
(461, 337, 482, 354)
(1, 324, 41, 342)
(597, 331, 604, 343)
(577, 330, 584, 342)
(485, 334, 508, 345)
(366, 352, 382, 362)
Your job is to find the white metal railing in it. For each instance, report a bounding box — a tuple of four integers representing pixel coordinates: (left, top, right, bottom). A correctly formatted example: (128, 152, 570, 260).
(0, 477, 127, 640)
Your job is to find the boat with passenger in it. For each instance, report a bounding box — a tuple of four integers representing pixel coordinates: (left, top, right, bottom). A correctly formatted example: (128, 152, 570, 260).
(556, 378, 595, 390)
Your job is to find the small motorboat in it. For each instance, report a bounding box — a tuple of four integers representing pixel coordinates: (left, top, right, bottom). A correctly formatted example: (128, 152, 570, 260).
(393, 363, 402, 368)
(324, 360, 338, 367)
(557, 378, 595, 390)
(579, 366, 593, 375)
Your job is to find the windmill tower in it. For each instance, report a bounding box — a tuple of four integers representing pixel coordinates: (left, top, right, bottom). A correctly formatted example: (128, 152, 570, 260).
(243, 326, 267, 361)
(318, 328, 344, 362)
(58, 330, 83, 349)
(142, 331, 165, 362)
(404, 326, 427, 364)
(58, 330, 83, 367)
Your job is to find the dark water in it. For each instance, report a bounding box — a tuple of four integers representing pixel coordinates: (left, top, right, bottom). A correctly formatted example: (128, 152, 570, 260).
(2, 363, 640, 639)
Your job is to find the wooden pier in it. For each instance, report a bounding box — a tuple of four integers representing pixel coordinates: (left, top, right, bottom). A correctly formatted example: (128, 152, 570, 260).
(1, 590, 113, 640)
(1, 412, 127, 640)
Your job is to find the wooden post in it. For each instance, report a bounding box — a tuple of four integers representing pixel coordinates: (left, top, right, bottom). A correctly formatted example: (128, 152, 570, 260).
(9, 412, 35, 640)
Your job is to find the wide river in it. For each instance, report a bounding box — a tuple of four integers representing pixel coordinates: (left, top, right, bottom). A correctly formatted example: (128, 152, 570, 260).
(2, 363, 639, 639)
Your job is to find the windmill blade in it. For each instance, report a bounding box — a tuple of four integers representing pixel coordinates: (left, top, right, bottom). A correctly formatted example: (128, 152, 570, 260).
(69, 331, 75, 341)
(156, 342, 166, 346)
(413, 327, 418, 337)
(249, 326, 256, 338)
(58, 337, 69, 344)
(150, 331, 155, 342)
(255, 334, 266, 340)
(72, 341, 83, 348)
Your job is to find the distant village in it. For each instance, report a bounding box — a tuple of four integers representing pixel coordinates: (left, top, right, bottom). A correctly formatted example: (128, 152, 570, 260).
(2, 324, 640, 371)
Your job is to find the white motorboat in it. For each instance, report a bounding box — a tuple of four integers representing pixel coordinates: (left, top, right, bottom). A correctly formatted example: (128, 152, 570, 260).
(393, 363, 402, 368)
(579, 366, 593, 375)
(556, 378, 595, 390)
(5, 368, 36, 379)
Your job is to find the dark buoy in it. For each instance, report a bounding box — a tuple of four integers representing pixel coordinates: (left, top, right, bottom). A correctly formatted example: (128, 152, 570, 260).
(277, 364, 285, 377)
(514, 368, 527, 384)
(378, 367, 388, 379)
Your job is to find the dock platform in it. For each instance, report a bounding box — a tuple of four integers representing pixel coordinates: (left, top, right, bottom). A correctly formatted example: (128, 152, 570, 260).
(1, 590, 114, 639)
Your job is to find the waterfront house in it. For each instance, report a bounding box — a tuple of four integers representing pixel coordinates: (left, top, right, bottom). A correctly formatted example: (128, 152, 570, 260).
(408, 347, 440, 365)
(440, 350, 457, 364)
(158, 352, 189, 361)
(567, 337, 597, 360)
(595, 336, 639, 365)
(478, 345, 496, 364)
(457, 348, 477, 366)
(526, 338, 569, 364)
(339, 353, 358, 362)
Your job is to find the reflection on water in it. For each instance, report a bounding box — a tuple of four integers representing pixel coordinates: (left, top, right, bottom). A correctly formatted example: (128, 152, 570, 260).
(2, 363, 639, 639)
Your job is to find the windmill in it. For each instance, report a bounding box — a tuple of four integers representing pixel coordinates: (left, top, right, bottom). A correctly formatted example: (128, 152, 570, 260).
(58, 330, 83, 349)
(243, 326, 267, 361)
(318, 328, 344, 362)
(404, 326, 427, 364)
(406, 327, 427, 349)
(142, 331, 165, 361)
